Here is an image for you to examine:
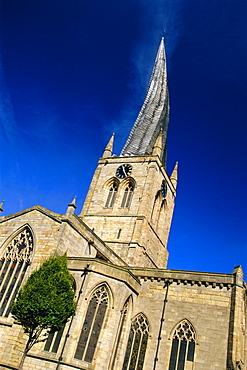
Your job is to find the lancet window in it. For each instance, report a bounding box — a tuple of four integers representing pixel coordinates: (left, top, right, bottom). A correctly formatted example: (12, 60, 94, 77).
(75, 284, 109, 363)
(122, 313, 149, 370)
(168, 320, 196, 370)
(105, 181, 118, 208)
(0, 226, 33, 317)
(121, 183, 134, 208)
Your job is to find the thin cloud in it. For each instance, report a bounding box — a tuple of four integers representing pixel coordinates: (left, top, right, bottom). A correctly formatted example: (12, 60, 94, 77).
(0, 61, 18, 145)
(132, 0, 184, 92)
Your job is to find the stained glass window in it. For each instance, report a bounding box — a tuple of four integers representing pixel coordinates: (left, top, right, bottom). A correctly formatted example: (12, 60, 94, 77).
(75, 284, 109, 363)
(105, 182, 118, 208)
(122, 313, 149, 370)
(121, 183, 134, 208)
(0, 226, 33, 317)
(168, 320, 196, 370)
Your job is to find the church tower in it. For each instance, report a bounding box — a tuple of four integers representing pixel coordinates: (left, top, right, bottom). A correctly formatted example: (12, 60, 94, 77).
(80, 39, 177, 268)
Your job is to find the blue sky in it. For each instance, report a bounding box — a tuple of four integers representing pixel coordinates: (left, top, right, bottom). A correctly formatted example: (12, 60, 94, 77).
(1, 0, 247, 274)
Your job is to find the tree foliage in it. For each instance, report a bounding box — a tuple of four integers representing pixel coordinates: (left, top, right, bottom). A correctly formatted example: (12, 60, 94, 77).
(11, 255, 76, 356)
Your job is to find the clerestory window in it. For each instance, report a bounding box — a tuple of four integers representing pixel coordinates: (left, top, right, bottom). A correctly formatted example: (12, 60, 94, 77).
(122, 313, 149, 370)
(105, 182, 118, 208)
(75, 284, 109, 363)
(121, 183, 134, 208)
(168, 320, 196, 370)
(0, 226, 33, 317)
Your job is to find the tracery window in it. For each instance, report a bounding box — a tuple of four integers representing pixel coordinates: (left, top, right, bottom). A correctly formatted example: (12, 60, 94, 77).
(0, 226, 33, 317)
(122, 313, 149, 370)
(168, 320, 196, 370)
(75, 284, 109, 363)
(105, 182, 118, 208)
(121, 183, 134, 208)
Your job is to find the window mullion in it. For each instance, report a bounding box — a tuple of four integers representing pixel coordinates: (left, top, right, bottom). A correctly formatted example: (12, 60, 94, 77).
(127, 329, 136, 370)
(0, 259, 6, 279)
(0, 260, 15, 306)
(3, 261, 26, 316)
(176, 340, 181, 370)
(134, 332, 142, 370)
(0, 261, 20, 313)
(184, 341, 189, 369)
(0, 260, 12, 290)
(110, 190, 117, 208)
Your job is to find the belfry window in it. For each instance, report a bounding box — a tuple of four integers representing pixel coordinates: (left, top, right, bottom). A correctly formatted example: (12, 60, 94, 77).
(105, 182, 118, 208)
(168, 320, 196, 370)
(0, 226, 33, 317)
(75, 284, 109, 363)
(122, 313, 149, 370)
(121, 183, 134, 208)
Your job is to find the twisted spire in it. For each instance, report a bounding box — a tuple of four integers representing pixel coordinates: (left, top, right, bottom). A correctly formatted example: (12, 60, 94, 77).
(121, 38, 169, 166)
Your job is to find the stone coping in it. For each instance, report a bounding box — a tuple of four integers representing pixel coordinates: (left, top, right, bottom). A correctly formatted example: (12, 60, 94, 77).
(0, 205, 63, 223)
(67, 258, 141, 294)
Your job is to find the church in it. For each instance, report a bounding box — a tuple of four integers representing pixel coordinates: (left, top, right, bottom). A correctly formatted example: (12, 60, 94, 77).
(0, 39, 246, 370)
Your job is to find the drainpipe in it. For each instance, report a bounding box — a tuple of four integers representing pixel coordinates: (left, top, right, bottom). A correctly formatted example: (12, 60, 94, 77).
(55, 264, 90, 370)
(153, 279, 171, 370)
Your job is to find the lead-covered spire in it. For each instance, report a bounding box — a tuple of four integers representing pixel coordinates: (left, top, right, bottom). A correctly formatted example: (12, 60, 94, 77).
(121, 38, 169, 166)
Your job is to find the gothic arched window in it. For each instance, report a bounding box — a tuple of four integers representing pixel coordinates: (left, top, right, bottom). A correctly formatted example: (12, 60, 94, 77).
(105, 181, 118, 208)
(0, 226, 33, 317)
(168, 320, 196, 370)
(75, 284, 109, 363)
(122, 313, 149, 370)
(121, 183, 134, 208)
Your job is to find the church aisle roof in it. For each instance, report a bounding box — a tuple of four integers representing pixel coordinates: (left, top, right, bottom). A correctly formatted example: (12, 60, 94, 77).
(121, 38, 169, 166)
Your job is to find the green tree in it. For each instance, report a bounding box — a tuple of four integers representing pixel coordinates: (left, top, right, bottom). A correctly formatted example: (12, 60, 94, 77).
(11, 255, 76, 370)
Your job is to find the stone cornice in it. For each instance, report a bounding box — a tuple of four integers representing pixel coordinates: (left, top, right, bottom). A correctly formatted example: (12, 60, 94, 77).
(129, 267, 236, 289)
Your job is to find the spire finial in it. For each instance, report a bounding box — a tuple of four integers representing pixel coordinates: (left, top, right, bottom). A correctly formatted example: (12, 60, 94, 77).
(102, 133, 115, 158)
(170, 162, 178, 189)
(66, 196, 77, 215)
(161, 29, 168, 39)
(0, 200, 4, 213)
